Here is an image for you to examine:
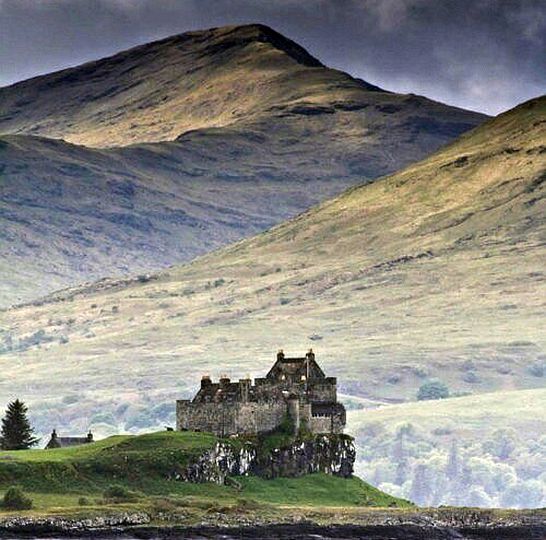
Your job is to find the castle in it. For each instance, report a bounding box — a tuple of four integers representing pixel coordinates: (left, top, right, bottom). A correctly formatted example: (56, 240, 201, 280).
(176, 350, 346, 436)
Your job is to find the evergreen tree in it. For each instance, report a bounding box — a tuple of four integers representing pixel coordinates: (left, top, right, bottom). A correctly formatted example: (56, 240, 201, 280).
(0, 399, 39, 450)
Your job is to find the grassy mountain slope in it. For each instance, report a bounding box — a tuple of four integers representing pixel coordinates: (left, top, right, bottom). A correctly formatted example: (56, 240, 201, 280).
(0, 97, 543, 434)
(0, 24, 486, 306)
(349, 388, 546, 442)
(0, 24, 482, 150)
(0, 133, 353, 306)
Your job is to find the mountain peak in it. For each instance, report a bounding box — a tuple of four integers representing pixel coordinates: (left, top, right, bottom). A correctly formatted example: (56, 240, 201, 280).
(133, 23, 323, 69)
(194, 23, 324, 68)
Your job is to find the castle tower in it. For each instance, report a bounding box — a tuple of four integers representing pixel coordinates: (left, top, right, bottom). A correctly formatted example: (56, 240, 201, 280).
(286, 393, 300, 434)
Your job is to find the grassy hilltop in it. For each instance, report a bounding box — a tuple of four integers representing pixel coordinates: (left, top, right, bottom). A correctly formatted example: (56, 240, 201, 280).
(0, 431, 407, 519)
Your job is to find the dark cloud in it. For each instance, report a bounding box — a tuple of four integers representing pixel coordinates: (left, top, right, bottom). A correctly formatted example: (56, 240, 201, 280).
(0, 0, 544, 114)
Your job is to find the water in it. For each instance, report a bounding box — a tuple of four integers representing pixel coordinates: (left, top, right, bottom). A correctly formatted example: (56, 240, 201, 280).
(11, 524, 545, 540)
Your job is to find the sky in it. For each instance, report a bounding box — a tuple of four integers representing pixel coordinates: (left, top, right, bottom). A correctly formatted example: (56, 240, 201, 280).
(0, 0, 544, 115)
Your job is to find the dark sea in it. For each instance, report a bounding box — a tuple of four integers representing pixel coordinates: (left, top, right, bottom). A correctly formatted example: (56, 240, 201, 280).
(7, 523, 545, 540)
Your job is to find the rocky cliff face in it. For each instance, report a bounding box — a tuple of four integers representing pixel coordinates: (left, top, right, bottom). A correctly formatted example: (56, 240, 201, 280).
(255, 434, 355, 480)
(174, 434, 355, 485)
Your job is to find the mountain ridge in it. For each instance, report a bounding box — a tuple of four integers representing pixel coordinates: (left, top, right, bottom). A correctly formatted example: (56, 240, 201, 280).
(0, 24, 487, 307)
(0, 23, 481, 147)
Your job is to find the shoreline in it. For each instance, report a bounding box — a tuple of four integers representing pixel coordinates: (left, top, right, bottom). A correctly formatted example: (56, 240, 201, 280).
(0, 508, 544, 539)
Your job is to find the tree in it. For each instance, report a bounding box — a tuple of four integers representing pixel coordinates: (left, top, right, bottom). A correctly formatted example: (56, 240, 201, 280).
(417, 379, 449, 401)
(0, 399, 39, 450)
(409, 463, 430, 506)
(392, 427, 411, 485)
(482, 428, 519, 460)
(446, 441, 460, 480)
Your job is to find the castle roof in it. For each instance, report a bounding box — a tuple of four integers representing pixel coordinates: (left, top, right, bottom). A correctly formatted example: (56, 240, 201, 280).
(266, 350, 325, 380)
(190, 351, 333, 404)
(192, 377, 251, 403)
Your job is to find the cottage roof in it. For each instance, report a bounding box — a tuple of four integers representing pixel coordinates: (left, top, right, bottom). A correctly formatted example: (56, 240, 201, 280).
(45, 430, 93, 449)
(55, 437, 90, 447)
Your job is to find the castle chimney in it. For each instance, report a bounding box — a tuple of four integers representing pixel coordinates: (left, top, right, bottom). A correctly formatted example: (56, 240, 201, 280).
(87, 431, 93, 443)
(201, 375, 212, 388)
(219, 375, 231, 388)
(51, 429, 57, 440)
(277, 349, 285, 361)
(306, 348, 315, 361)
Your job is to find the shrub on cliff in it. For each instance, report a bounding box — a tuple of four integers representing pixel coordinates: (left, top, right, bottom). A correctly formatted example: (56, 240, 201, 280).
(1, 486, 33, 510)
(279, 412, 295, 435)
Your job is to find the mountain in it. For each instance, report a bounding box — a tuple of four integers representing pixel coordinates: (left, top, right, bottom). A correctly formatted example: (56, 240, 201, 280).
(0, 133, 353, 305)
(0, 96, 543, 435)
(0, 24, 486, 306)
(0, 24, 482, 150)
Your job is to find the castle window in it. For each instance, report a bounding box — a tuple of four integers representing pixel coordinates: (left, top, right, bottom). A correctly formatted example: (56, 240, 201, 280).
(301, 375, 306, 381)
(281, 374, 286, 380)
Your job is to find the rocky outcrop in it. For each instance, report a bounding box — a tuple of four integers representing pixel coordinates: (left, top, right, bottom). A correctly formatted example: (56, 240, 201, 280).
(254, 434, 355, 479)
(178, 441, 257, 484)
(172, 434, 355, 485)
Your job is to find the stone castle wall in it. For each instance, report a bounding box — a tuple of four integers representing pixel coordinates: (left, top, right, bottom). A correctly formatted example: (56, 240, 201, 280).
(177, 400, 286, 436)
(309, 416, 333, 434)
(177, 352, 345, 437)
(308, 378, 337, 402)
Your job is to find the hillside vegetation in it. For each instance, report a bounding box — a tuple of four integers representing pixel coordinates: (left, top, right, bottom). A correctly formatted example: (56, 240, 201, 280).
(0, 24, 486, 306)
(348, 388, 546, 508)
(1, 97, 544, 510)
(0, 431, 407, 517)
(1, 97, 542, 420)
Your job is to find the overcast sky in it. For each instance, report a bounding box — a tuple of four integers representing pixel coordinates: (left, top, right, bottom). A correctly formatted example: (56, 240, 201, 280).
(1, 0, 544, 115)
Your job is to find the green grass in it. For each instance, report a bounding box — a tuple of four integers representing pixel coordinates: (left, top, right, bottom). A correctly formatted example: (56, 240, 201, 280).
(0, 431, 409, 517)
(0, 435, 130, 462)
(0, 431, 219, 493)
(238, 474, 408, 507)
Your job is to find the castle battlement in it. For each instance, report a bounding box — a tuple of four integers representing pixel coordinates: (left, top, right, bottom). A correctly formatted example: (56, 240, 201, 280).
(176, 350, 346, 436)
